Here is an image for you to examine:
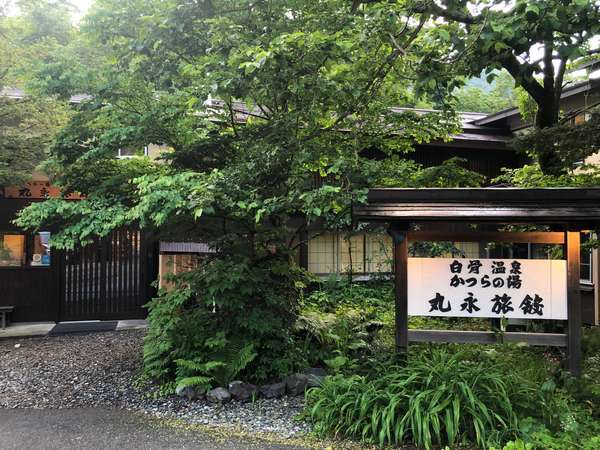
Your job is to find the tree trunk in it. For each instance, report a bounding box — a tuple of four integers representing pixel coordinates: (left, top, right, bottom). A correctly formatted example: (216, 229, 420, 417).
(535, 94, 563, 175)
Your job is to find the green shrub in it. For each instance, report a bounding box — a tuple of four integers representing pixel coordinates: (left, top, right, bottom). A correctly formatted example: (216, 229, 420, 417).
(143, 255, 306, 392)
(560, 327, 600, 419)
(306, 346, 557, 449)
(303, 277, 393, 314)
(295, 306, 380, 367)
(582, 326, 600, 359)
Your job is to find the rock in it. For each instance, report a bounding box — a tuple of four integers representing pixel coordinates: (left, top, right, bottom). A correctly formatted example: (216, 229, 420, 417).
(302, 368, 326, 388)
(259, 381, 286, 399)
(285, 374, 309, 396)
(175, 385, 202, 402)
(228, 381, 257, 402)
(206, 387, 231, 404)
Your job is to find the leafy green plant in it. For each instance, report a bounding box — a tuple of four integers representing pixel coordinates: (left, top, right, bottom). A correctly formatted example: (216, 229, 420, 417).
(491, 439, 533, 450)
(306, 346, 558, 449)
(295, 305, 379, 371)
(175, 339, 257, 392)
(143, 256, 306, 390)
(0, 242, 11, 260)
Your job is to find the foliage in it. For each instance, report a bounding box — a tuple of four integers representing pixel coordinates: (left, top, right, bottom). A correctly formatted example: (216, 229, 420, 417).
(306, 345, 558, 449)
(493, 163, 600, 188)
(365, 156, 485, 188)
(513, 106, 600, 171)
(0, 1, 73, 186)
(515, 403, 600, 450)
(303, 277, 393, 314)
(0, 95, 70, 186)
(143, 255, 307, 387)
(175, 340, 257, 392)
(295, 278, 389, 371)
(13, 0, 478, 391)
(357, 0, 600, 174)
(301, 280, 600, 450)
(452, 70, 518, 113)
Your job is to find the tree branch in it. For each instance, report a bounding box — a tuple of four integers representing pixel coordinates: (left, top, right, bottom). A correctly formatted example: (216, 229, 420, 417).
(555, 56, 568, 107)
(500, 52, 545, 104)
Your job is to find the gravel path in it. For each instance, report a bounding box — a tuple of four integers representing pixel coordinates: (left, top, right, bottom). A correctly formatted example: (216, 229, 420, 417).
(0, 330, 312, 438)
(0, 330, 143, 409)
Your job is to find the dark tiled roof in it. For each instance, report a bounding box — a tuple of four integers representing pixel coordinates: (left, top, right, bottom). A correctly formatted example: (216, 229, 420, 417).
(0, 87, 91, 103)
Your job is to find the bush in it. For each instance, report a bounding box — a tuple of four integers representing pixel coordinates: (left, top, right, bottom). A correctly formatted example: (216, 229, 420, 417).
(306, 346, 558, 449)
(303, 276, 394, 314)
(297, 279, 395, 371)
(143, 255, 307, 393)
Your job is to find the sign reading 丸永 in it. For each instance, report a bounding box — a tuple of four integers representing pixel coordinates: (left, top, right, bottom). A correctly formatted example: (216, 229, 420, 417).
(408, 257, 567, 320)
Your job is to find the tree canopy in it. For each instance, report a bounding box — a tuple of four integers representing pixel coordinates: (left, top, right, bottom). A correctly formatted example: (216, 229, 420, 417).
(452, 70, 517, 113)
(12, 0, 600, 386)
(0, 0, 72, 186)
(17, 0, 471, 247)
(356, 0, 600, 174)
(13, 0, 486, 383)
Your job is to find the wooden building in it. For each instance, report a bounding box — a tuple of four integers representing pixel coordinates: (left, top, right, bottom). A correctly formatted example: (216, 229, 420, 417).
(2, 79, 600, 323)
(0, 176, 156, 322)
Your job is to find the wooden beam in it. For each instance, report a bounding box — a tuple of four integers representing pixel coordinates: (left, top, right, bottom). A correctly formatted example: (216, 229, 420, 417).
(408, 330, 567, 347)
(389, 223, 409, 354)
(354, 204, 600, 224)
(367, 187, 600, 203)
(408, 231, 565, 244)
(409, 330, 496, 344)
(566, 231, 582, 376)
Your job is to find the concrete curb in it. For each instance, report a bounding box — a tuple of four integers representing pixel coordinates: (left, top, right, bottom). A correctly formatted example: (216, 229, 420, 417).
(0, 320, 147, 340)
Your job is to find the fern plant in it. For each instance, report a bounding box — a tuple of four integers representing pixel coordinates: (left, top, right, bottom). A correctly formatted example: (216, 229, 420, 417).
(174, 339, 258, 392)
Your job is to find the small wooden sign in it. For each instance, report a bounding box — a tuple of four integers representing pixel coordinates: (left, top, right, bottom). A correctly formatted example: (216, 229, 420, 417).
(0, 182, 83, 200)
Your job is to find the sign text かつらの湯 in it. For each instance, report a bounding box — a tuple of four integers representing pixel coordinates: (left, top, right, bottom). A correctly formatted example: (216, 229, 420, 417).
(408, 257, 567, 320)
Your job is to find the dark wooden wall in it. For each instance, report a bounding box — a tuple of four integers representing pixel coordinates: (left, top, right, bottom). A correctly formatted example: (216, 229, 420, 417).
(411, 145, 522, 180)
(0, 199, 60, 322)
(582, 290, 596, 326)
(0, 199, 155, 322)
(0, 266, 59, 322)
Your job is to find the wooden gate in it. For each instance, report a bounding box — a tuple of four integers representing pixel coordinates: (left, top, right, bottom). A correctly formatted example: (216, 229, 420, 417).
(59, 228, 156, 321)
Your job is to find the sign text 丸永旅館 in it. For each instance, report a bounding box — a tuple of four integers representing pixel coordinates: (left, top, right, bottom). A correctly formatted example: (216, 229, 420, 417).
(408, 257, 567, 320)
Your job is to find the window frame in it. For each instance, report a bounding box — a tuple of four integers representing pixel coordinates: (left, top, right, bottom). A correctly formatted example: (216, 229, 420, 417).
(580, 232, 593, 284)
(117, 146, 149, 159)
(0, 231, 52, 270)
(0, 232, 27, 268)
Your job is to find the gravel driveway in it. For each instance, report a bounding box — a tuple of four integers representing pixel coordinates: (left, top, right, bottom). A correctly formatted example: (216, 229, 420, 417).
(0, 330, 312, 440)
(0, 330, 143, 409)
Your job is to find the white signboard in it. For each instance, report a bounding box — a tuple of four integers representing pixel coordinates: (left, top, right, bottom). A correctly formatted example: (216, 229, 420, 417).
(408, 257, 567, 320)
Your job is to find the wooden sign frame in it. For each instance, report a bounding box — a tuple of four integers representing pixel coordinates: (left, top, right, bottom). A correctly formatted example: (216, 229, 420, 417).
(352, 187, 600, 378)
(389, 226, 581, 376)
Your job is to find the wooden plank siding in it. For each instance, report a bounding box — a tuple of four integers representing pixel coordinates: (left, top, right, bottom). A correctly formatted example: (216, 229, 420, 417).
(410, 145, 521, 180)
(0, 197, 156, 322)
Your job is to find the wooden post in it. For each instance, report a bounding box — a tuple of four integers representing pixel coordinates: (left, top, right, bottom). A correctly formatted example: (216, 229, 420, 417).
(566, 231, 582, 377)
(298, 227, 309, 270)
(53, 248, 63, 322)
(389, 222, 409, 354)
(594, 244, 600, 326)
